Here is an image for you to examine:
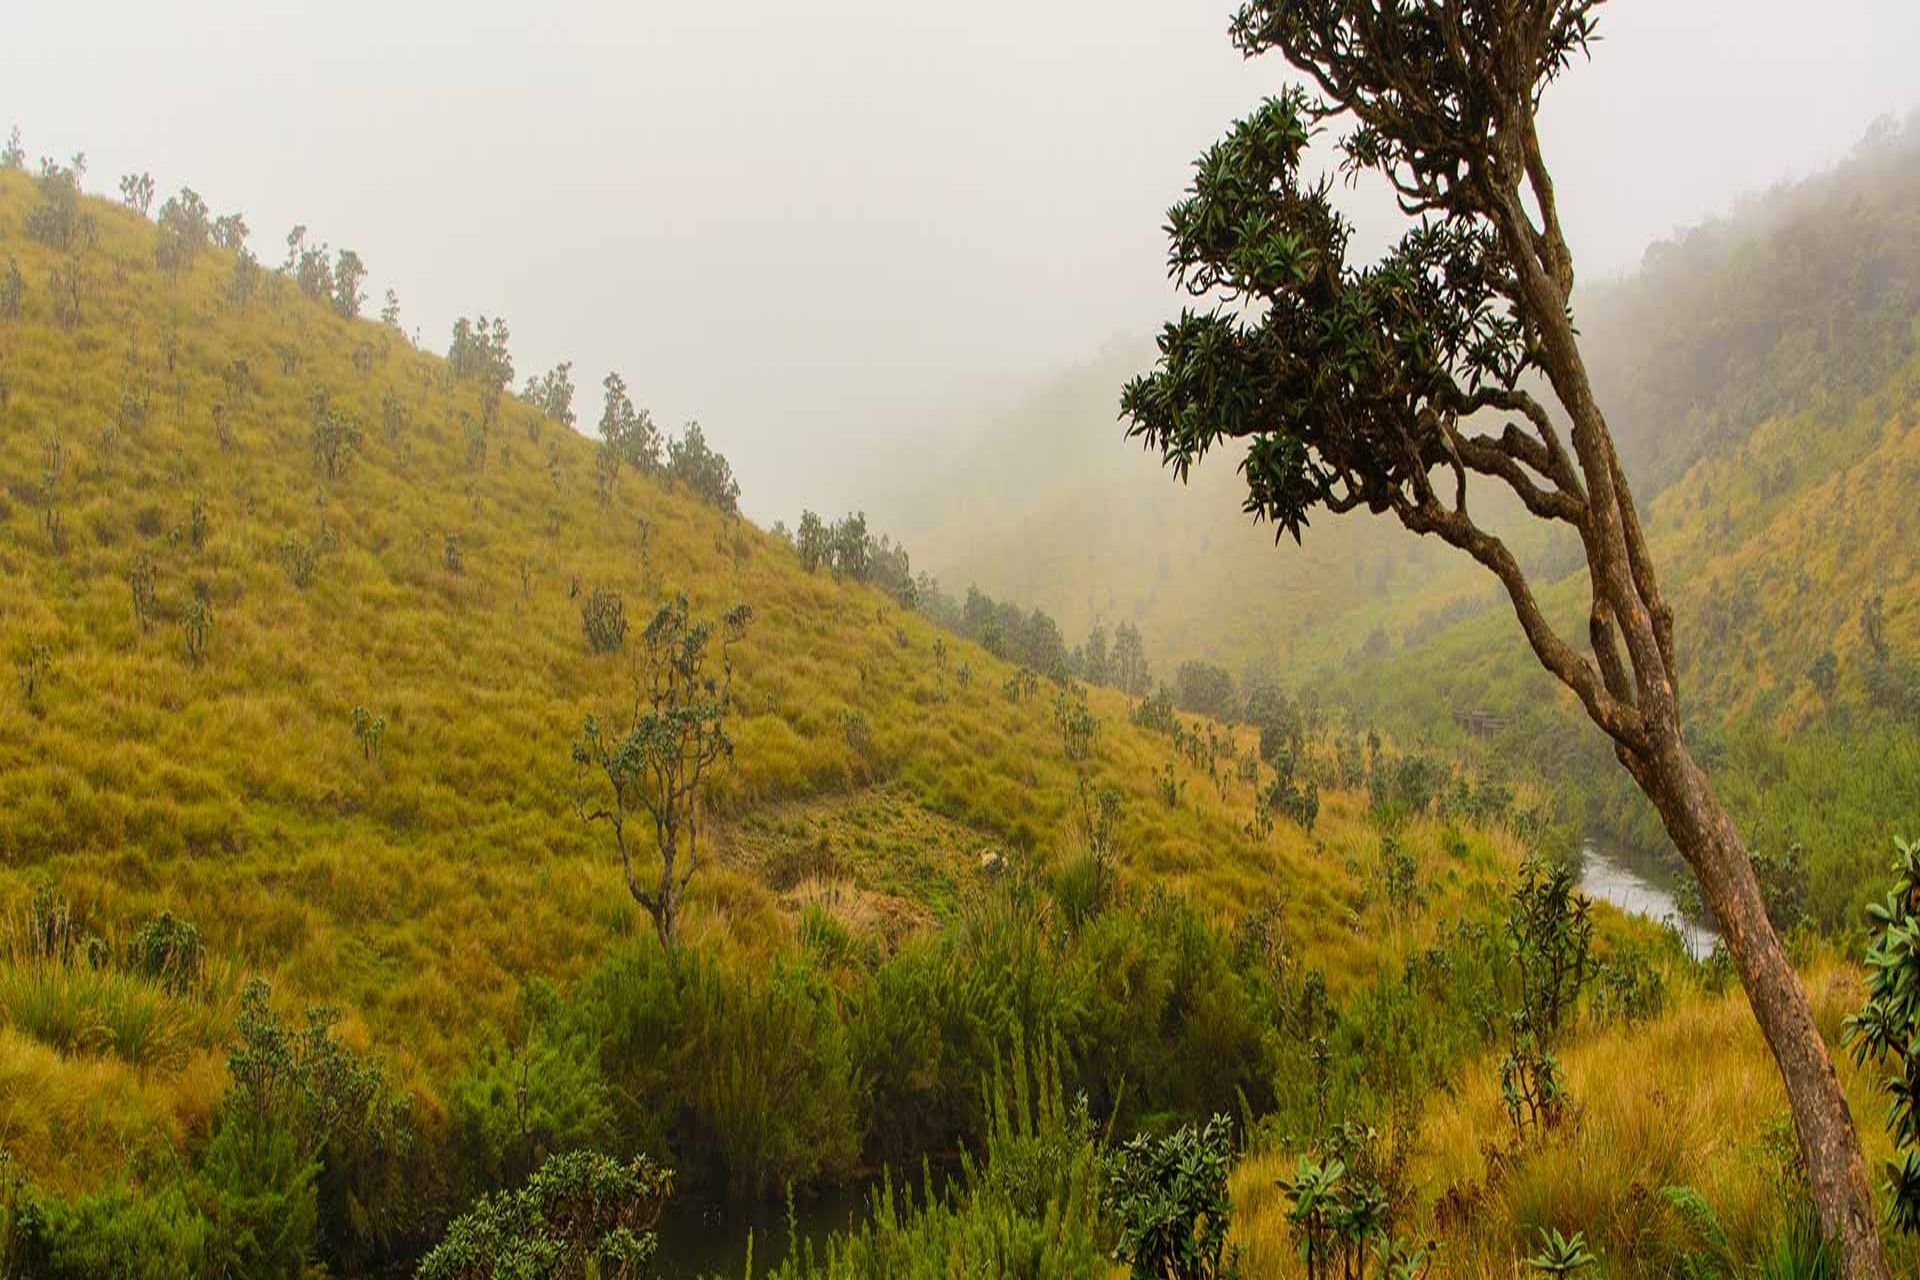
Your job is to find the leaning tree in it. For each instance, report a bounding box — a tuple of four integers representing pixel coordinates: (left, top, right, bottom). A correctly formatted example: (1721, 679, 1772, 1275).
(1119, 4, 1885, 1272)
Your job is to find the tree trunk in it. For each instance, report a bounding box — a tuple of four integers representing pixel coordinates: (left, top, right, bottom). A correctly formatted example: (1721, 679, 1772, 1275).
(1626, 731, 1886, 1280)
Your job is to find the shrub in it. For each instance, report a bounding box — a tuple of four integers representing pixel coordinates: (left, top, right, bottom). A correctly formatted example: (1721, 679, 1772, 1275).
(1131, 685, 1178, 735)
(278, 534, 318, 589)
(417, 1151, 670, 1280)
(16, 641, 52, 710)
(1053, 685, 1098, 761)
(1106, 1116, 1239, 1280)
(125, 911, 203, 995)
(1845, 835, 1920, 1233)
(350, 706, 387, 765)
(581, 587, 626, 654)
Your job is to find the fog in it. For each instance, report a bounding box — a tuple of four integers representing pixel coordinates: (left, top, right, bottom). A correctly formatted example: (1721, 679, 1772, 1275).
(7, 0, 1917, 523)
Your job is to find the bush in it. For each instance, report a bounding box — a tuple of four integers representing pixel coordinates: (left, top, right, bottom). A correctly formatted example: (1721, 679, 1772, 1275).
(581, 587, 626, 654)
(1106, 1115, 1239, 1280)
(416, 1151, 670, 1280)
(124, 911, 202, 994)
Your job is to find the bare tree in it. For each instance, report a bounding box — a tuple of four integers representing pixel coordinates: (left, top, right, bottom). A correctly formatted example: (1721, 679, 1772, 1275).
(1120, 4, 1885, 1272)
(572, 595, 752, 951)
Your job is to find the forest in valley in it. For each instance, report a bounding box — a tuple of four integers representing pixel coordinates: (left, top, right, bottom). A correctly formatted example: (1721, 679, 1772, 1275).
(2, 3, 1920, 1279)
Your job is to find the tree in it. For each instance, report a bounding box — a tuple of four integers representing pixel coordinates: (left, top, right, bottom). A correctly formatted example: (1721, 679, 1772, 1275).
(1, 126, 22, 171)
(212, 211, 249, 251)
(308, 388, 363, 480)
(1119, 6, 1884, 1271)
(523, 361, 577, 427)
(572, 596, 752, 951)
(597, 372, 660, 478)
(795, 510, 828, 572)
(664, 421, 741, 513)
(1112, 622, 1152, 697)
(331, 249, 367, 319)
(26, 158, 92, 252)
(119, 171, 155, 216)
(1079, 623, 1111, 686)
(155, 187, 212, 277)
(1174, 660, 1238, 721)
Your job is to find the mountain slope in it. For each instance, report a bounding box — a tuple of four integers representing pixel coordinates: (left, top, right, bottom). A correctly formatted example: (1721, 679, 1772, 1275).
(0, 165, 1514, 1195)
(884, 115, 1920, 695)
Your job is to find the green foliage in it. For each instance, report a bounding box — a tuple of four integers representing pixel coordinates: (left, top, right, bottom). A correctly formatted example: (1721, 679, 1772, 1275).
(181, 596, 213, 664)
(1173, 661, 1237, 722)
(416, 1151, 670, 1280)
(5, 1179, 209, 1280)
(1275, 1153, 1392, 1280)
(126, 553, 158, 632)
(765, 1037, 1108, 1280)
(154, 187, 211, 277)
(596, 371, 659, 489)
(665, 421, 741, 513)
(278, 533, 319, 589)
(1524, 1227, 1598, 1277)
(351, 705, 388, 765)
(580, 586, 627, 654)
(1500, 860, 1592, 1141)
(215, 977, 419, 1273)
(572, 594, 751, 949)
(1158, 761, 1184, 809)
(1131, 685, 1178, 735)
(1053, 684, 1099, 762)
(1844, 835, 1920, 1233)
(522, 361, 576, 427)
(1367, 753, 1442, 828)
(1752, 1205, 1836, 1280)
(16, 640, 52, 711)
(119, 171, 156, 216)
(124, 910, 202, 995)
(1105, 1115, 1239, 1280)
(26, 156, 94, 252)
(447, 997, 614, 1195)
(309, 386, 365, 480)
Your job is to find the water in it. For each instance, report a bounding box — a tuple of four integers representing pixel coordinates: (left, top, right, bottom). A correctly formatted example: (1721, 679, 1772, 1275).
(1578, 836, 1719, 960)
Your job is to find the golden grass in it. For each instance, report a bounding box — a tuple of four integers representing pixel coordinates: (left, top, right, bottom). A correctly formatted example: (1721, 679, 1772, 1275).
(1231, 958, 1920, 1278)
(0, 169, 1516, 1190)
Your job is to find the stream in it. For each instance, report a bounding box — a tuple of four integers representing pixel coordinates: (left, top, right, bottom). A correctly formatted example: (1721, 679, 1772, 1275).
(1578, 835, 1720, 960)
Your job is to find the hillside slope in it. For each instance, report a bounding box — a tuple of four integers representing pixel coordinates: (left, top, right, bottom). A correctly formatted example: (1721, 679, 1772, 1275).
(0, 165, 1513, 1197)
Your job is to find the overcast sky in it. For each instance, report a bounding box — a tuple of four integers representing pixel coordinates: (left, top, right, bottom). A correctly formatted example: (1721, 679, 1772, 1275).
(7, 1, 1918, 521)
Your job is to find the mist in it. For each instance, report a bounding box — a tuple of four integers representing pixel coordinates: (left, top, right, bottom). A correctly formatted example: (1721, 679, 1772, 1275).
(8, 0, 1916, 523)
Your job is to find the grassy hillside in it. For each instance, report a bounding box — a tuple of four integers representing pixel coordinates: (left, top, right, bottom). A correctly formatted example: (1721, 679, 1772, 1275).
(0, 165, 1519, 1205)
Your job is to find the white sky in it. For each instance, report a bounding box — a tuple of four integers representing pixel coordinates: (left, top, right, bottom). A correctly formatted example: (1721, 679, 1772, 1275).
(7, 0, 1918, 521)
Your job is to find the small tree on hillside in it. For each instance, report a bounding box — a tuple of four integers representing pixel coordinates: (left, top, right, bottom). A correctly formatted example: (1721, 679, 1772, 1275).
(332, 249, 367, 319)
(523, 361, 577, 427)
(1120, 5, 1885, 1269)
(572, 595, 752, 951)
(1111, 622, 1152, 697)
(119, 171, 155, 216)
(665, 421, 741, 513)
